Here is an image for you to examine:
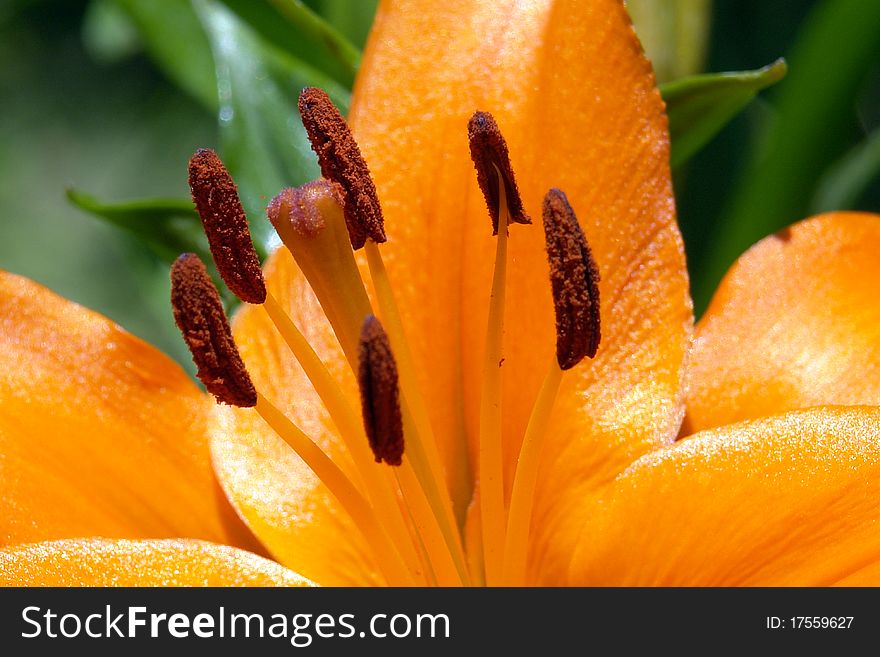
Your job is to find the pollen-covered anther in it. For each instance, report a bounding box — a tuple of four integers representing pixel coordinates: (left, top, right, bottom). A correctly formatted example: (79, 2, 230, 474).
(357, 315, 404, 466)
(542, 188, 601, 369)
(170, 253, 257, 407)
(188, 148, 266, 304)
(298, 87, 386, 250)
(467, 111, 531, 234)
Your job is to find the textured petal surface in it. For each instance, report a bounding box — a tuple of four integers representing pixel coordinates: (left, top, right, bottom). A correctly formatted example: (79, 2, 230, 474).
(685, 213, 880, 434)
(0, 538, 312, 586)
(0, 272, 257, 549)
(351, 0, 691, 578)
(570, 407, 880, 585)
(211, 250, 382, 586)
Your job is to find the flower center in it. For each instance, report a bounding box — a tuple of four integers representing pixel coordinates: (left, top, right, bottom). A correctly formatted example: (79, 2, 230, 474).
(174, 88, 600, 587)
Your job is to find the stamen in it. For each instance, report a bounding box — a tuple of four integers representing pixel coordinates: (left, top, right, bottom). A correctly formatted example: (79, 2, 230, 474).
(467, 114, 530, 583)
(297, 87, 386, 249)
(542, 188, 601, 369)
(358, 315, 404, 466)
(467, 111, 531, 235)
(501, 189, 601, 585)
(188, 149, 266, 304)
(364, 241, 471, 583)
(170, 253, 256, 407)
(502, 360, 562, 585)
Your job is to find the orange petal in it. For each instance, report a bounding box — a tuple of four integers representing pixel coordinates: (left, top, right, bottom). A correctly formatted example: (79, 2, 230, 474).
(568, 407, 880, 585)
(0, 272, 257, 550)
(0, 538, 312, 586)
(211, 250, 382, 586)
(351, 0, 691, 566)
(685, 212, 880, 434)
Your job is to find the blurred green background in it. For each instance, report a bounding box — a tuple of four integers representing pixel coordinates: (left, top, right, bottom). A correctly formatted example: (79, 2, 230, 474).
(1, 0, 878, 374)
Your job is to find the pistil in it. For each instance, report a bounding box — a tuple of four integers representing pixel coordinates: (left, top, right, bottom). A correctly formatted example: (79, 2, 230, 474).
(270, 180, 465, 585)
(468, 110, 530, 586)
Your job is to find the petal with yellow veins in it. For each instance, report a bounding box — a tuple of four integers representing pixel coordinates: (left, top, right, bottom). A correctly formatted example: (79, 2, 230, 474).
(0, 539, 312, 586)
(685, 212, 880, 434)
(569, 407, 880, 586)
(0, 272, 257, 550)
(351, 0, 691, 576)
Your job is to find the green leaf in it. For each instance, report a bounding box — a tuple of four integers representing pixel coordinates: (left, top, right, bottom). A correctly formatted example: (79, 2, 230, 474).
(662, 58, 787, 169)
(66, 188, 241, 308)
(65, 188, 212, 262)
(82, 0, 141, 65)
(111, 0, 217, 110)
(696, 0, 880, 313)
(305, 0, 378, 50)
(218, 0, 361, 88)
(811, 127, 880, 213)
(628, 0, 712, 83)
(195, 0, 350, 254)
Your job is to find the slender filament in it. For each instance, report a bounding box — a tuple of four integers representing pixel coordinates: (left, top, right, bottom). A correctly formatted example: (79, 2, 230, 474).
(261, 291, 427, 582)
(478, 182, 510, 586)
(397, 458, 464, 586)
(502, 359, 563, 585)
(253, 392, 414, 586)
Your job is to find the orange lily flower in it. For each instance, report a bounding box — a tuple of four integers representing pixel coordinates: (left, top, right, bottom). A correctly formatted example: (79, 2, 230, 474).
(3, 0, 880, 587)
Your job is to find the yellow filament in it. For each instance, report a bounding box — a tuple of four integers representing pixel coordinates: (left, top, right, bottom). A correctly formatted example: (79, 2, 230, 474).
(391, 471, 438, 586)
(254, 392, 414, 586)
(261, 291, 426, 582)
(396, 459, 464, 586)
(502, 359, 563, 585)
(364, 240, 470, 582)
(478, 189, 510, 586)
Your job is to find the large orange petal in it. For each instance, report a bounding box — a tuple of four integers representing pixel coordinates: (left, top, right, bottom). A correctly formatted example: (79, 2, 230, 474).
(211, 250, 382, 586)
(0, 539, 312, 586)
(685, 213, 880, 434)
(351, 0, 691, 572)
(0, 272, 257, 550)
(568, 407, 880, 585)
